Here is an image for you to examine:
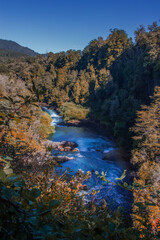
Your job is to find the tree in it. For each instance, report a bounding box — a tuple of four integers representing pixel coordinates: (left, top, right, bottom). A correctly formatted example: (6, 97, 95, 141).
(132, 86, 160, 234)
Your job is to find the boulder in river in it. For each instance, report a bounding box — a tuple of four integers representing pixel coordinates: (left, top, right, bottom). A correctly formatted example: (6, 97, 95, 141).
(55, 156, 75, 163)
(42, 140, 79, 152)
(79, 184, 88, 190)
(58, 119, 94, 127)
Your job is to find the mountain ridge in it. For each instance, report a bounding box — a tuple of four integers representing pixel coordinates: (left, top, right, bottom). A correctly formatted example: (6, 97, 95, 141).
(0, 39, 39, 56)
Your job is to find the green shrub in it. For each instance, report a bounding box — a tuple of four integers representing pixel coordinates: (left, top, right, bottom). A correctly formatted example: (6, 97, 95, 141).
(59, 102, 89, 121)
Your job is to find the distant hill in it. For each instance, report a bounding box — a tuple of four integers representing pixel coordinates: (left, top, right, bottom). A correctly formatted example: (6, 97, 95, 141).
(0, 48, 28, 58)
(0, 39, 38, 57)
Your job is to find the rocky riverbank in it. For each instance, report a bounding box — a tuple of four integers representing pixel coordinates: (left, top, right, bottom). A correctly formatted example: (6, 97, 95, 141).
(42, 140, 79, 152)
(58, 119, 95, 127)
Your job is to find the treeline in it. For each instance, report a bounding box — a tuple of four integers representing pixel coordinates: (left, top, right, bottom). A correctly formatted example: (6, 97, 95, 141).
(1, 22, 160, 148)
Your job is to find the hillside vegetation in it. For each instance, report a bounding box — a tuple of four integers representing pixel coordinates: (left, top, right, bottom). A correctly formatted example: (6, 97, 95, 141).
(0, 21, 160, 239)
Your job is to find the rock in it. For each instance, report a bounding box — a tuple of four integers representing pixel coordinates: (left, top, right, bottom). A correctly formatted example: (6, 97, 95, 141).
(79, 184, 88, 190)
(59, 146, 70, 152)
(56, 156, 74, 163)
(61, 141, 78, 148)
(72, 148, 79, 152)
(42, 140, 79, 152)
(58, 119, 94, 127)
(67, 120, 81, 125)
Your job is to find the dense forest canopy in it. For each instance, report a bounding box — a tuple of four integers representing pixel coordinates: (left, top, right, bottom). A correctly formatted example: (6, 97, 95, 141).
(0, 22, 159, 148)
(0, 21, 160, 239)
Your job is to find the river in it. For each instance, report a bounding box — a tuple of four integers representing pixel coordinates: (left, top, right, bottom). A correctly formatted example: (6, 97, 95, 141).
(43, 107, 133, 212)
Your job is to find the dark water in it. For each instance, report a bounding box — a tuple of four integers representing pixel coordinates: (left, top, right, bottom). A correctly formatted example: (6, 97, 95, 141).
(44, 107, 133, 211)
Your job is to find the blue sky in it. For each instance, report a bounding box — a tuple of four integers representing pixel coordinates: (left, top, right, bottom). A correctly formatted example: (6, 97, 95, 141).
(0, 0, 160, 53)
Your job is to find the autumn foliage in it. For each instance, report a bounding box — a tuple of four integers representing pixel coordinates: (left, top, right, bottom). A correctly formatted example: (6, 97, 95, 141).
(132, 87, 160, 235)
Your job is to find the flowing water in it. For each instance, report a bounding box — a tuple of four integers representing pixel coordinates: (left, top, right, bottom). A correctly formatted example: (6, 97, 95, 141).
(43, 107, 133, 211)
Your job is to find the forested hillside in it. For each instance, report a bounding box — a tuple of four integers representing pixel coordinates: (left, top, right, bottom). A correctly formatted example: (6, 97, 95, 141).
(0, 48, 27, 58)
(0, 21, 160, 239)
(0, 22, 159, 148)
